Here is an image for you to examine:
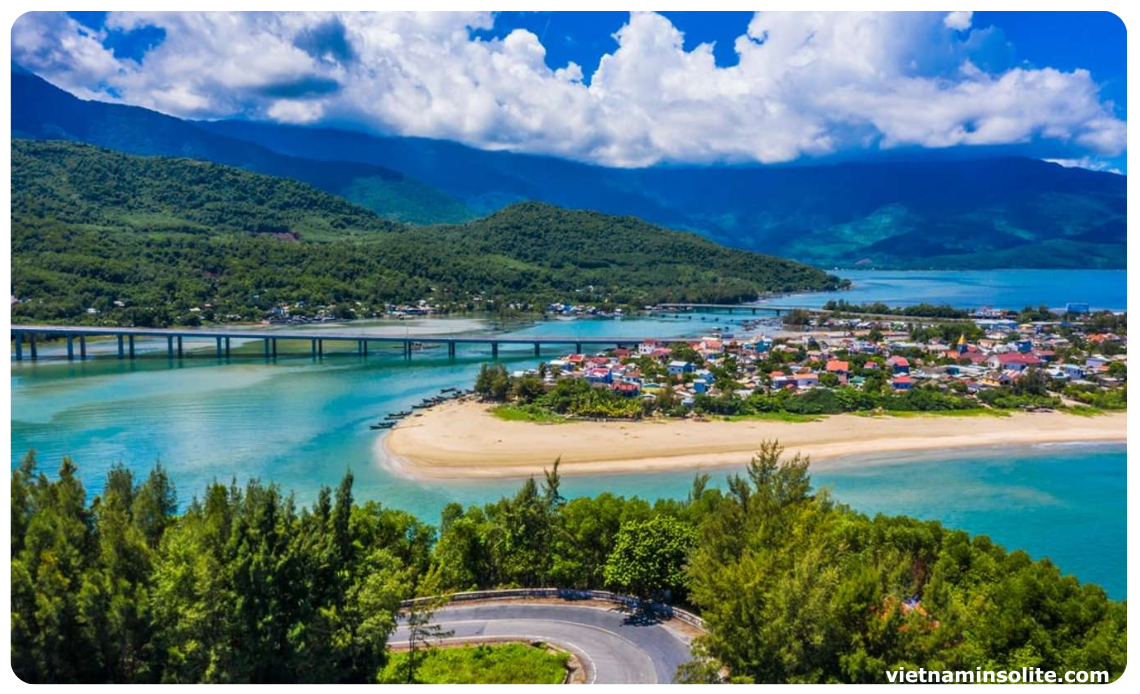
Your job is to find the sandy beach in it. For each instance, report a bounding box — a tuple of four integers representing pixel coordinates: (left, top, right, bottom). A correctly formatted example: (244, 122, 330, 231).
(380, 401, 1127, 480)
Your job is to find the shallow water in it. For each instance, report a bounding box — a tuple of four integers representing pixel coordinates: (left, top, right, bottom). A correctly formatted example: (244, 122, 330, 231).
(768, 269, 1127, 311)
(10, 270, 1127, 597)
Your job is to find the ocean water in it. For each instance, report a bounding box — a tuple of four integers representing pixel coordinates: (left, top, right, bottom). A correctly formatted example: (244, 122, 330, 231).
(10, 270, 1127, 598)
(767, 269, 1127, 311)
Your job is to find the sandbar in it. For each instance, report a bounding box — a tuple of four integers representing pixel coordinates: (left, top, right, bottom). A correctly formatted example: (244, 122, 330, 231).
(379, 401, 1126, 480)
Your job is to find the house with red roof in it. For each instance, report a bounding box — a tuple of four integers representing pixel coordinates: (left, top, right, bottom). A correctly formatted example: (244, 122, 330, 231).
(613, 381, 641, 397)
(887, 355, 910, 374)
(826, 360, 850, 375)
(700, 337, 724, 353)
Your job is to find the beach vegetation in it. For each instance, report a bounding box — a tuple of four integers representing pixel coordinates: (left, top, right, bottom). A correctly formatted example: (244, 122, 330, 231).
(1063, 383, 1126, 410)
(490, 404, 569, 424)
(1064, 405, 1106, 417)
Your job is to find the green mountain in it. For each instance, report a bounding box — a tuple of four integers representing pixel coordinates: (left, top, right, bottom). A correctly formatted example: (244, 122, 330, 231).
(13, 66, 1125, 269)
(11, 67, 472, 225)
(11, 140, 842, 326)
(200, 121, 1127, 270)
(12, 140, 398, 240)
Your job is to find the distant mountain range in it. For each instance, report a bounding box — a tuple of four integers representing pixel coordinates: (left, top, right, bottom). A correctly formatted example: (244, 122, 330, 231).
(11, 67, 471, 225)
(12, 65, 1127, 269)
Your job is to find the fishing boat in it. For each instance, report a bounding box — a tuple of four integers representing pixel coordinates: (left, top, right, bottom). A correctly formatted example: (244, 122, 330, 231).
(370, 421, 397, 430)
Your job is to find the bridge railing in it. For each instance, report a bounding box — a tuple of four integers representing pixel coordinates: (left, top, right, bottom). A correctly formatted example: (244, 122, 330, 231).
(400, 587, 706, 631)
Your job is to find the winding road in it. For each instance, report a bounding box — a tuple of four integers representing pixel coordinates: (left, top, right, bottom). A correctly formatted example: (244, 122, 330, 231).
(392, 602, 695, 684)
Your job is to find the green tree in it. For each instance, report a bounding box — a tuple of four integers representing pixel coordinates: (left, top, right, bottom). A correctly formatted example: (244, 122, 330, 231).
(603, 515, 697, 601)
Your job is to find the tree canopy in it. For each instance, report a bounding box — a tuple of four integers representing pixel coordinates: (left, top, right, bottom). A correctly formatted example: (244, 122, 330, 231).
(11, 140, 843, 326)
(10, 445, 1125, 683)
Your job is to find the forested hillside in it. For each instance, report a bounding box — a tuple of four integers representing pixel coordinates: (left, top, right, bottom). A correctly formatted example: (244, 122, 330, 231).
(12, 140, 398, 239)
(202, 120, 1128, 270)
(11, 141, 842, 326)
(11, 445, 1125, 683)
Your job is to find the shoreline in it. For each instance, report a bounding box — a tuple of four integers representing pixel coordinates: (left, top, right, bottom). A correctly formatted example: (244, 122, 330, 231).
(379, 401, 1127, 480)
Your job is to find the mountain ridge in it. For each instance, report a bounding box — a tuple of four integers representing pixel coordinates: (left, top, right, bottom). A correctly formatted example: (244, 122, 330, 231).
(11, 68, 473, 225)
(194, 121, 1128, 270)
(12, 65, 1127, 269)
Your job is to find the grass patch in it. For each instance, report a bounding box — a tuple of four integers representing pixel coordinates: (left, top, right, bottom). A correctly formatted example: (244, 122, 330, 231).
(853, 408, 1011, 419)
(1064, 405, 1108, 417)
(490, 404, 571, 424)
(721, 412, 823, 423)
(378, 643, 570, 684)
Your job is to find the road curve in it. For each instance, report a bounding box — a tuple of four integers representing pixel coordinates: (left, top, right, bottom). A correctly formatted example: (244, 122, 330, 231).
(392, 602, 694, 684)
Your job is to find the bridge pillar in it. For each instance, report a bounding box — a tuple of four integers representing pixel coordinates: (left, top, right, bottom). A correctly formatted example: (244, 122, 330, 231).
(177, 336, 183, 359)
(448, 342, 455, 358)
(215, 337, 222, 359)
(14, 332, 22, 361)
(167, 336, 174, 359)
(66, 336, 74, 361)
(310, 339, 317, 358)
(80, 336, 86, 360)
(117, 335, 124, 360)
(225, 337, 231, 358)
(404, 340, 411, 359)
(575, 342, 582, 354)
(30, 335, 37, 361)
(318, 339, 324, 357)
(264, 338, 271, 358)
(128, 335, 135, 359)
(775, 309, 782, 316)
(534, 342, 540, 357)
(752, 308, 757, 315)
(271, 338, 277, 358)
(491, 342, 498, 359)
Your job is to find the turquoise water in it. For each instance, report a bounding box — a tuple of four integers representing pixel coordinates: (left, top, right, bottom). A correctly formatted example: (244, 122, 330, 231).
(10, 270, 1127, 598)
(767, 269, 1127, 311)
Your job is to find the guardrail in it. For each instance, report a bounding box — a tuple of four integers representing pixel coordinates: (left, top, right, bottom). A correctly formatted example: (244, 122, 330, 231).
(400, 587, 706, 631)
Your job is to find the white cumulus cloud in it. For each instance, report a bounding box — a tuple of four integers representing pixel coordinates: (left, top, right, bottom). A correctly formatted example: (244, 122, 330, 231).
(11, 10, 1126, 168)
(944, 11, 973, 31)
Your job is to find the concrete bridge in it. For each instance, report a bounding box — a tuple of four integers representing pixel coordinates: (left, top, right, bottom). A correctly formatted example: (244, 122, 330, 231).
(9, 324, 703, 362)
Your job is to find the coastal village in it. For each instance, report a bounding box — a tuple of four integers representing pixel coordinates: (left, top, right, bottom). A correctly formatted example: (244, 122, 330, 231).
(485, 307, 1127, 417)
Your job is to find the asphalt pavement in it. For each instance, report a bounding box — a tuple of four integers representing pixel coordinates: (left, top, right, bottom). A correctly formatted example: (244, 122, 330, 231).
(392, 602, 694, 684)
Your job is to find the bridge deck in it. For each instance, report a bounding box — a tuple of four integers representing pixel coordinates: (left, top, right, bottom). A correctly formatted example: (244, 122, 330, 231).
(10, 324, 697, 345)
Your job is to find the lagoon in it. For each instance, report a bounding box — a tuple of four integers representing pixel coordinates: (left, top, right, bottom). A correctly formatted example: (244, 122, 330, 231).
(9, 269, 1127, 598)
(770, 269, 1127, 311)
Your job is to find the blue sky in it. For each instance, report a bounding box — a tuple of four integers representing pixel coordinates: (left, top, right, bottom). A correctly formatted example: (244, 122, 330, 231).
(14, 11, 1128, 171)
